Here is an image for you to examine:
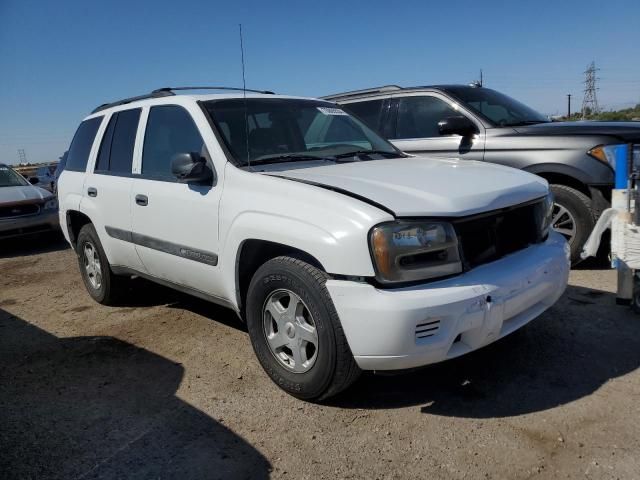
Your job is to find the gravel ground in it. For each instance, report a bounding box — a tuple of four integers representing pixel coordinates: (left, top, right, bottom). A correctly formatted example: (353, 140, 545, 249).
(1, 234, 639, 480)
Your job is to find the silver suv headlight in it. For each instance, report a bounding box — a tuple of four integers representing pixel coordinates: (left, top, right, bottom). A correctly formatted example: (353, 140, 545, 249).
(369, 220, 462, 284)
(43, 198, 58, 210)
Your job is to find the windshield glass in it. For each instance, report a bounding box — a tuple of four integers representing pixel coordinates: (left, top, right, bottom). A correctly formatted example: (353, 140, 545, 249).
(204, 98, 401, 166)
(0, 165, 28, 187)
(445, 87, 549, 126)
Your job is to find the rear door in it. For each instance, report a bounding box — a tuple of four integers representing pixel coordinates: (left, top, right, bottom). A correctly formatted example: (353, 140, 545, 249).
(389, 93, 485, 160)
(82, 108, 145, 270)
(130, 103, 222, 296)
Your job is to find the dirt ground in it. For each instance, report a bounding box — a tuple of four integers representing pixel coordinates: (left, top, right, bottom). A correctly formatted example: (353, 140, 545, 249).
(1, 234, 639, 480)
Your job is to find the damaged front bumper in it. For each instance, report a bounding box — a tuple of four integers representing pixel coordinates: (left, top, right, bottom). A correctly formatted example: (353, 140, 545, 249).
(326, 232, 570, 371)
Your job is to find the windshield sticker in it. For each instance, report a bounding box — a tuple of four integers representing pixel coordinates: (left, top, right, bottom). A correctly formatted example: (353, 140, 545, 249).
(317, 107, 348, 116)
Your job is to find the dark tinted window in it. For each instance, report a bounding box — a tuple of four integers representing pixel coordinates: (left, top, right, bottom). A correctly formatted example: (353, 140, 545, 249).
(66, 117, 102, 172)
(325, 115, 368, 143)
(444, 87, 548, 126)
(110, 109, 140, 174)
(95, 115, 116, 172)
(343, 100, 384, 131)
(142, 106, 205, 178)
(95, 109, 140, 174)
(395, 96, 460, 139)
(205, 99, 397, 165)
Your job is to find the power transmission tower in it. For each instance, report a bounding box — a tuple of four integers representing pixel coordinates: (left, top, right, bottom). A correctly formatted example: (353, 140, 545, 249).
(17, 148, 27, 165)
(581, 61, 600, 119)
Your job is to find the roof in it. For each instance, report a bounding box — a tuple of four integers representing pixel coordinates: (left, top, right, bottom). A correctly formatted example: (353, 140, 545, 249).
(321, 84, 481, 101)
(87, 86, 329, 118)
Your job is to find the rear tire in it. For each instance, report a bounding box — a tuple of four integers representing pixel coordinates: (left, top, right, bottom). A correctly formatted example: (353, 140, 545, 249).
(550, 184, 595, 264)
(245, 256, 360, 401)
(76, 223, 126, 306)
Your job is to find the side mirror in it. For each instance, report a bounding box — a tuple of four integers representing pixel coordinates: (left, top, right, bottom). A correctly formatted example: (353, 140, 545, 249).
(28, 176, 40, 185)
(438, 116, 478, 136)
(171, 152, 213, 183)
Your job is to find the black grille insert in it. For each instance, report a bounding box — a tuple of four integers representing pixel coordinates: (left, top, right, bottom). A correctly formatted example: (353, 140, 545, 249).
(454, 200, 545, 270)
(0, 203, 40, 218)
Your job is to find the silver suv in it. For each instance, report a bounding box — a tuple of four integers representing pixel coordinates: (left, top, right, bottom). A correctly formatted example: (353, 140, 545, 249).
(325, 84, 640, 262)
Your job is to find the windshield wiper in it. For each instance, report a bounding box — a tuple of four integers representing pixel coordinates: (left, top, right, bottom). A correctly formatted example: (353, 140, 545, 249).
(333, 150, 402, 160)
(247, 154, 335, 166)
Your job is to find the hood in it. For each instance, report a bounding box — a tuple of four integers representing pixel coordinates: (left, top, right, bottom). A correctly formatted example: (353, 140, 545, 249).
(0, 185, 51, 205)
(264, 157, 548, 217)
(514, 121, 640, 141)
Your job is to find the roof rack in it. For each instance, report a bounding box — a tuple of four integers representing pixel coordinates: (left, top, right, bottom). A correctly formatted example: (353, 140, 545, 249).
(92, 86, 275, 114)
(321, 85, 402, 101)
(92, 90, 174, 114)
(152, 86, 275, 95)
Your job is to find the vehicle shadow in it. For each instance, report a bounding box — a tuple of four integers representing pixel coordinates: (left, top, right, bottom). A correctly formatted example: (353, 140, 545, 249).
(0, 309, 270, 479)
(0, 231, 69, 259)
(116, 278, 247, 332)
(330, 284, 640, 417)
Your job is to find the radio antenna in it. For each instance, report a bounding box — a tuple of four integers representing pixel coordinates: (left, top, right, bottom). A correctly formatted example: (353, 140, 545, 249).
(239, 23, 250, 167)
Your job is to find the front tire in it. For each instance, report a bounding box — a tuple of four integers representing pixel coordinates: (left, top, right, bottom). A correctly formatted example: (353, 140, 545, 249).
(550, 184, 595, 264)
(245, 256, 360, 401)
(76, 223, 126, 306)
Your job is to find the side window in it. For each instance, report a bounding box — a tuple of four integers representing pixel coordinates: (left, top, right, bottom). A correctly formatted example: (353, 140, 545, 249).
(66, 117, 102, 172)
(342, 100, 384, 131)
(95, 109, 140, 175)
(395, 96, 460, 139)
(142, 105, 205, 179)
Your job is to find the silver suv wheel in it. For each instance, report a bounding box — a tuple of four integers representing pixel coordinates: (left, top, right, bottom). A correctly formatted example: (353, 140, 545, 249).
(262, 288, 318, 373)
(83, 241, 102, 289)
(552, 202, 577, 246)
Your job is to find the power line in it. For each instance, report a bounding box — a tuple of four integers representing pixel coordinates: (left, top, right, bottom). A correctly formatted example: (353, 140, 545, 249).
(581, 61, 600, 119)
(17, 148, 27, 164)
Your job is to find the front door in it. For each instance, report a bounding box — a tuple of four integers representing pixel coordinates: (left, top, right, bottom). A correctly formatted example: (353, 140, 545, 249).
(130, 103, 223, 297)
(389, 94, 485, 160)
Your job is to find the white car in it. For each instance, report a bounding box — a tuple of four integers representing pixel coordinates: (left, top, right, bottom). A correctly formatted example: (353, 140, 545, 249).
(58, 87, 570, 400)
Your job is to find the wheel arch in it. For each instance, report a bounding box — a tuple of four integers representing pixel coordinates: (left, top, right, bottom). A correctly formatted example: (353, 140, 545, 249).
(524, 164, 592, 198)
(234, 238, 326, 318)
(66, 210, 93, 248)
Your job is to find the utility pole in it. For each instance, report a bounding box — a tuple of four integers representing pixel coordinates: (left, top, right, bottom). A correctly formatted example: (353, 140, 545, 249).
(581, 61, 600, 119)
(567, 94, 572, 118)
(479, 69, 483, 87)
(17, 148, 27, 165)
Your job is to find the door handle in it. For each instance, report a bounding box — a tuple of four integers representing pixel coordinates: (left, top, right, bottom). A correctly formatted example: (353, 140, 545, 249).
(135, 194, 148, 206)
(87, 187, 97, 197)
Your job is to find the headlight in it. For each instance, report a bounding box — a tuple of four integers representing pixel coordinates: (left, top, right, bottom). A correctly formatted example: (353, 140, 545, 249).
(369, 221, 461, 283)
(587, 144, 626, 169)
(541, 191, 554, 239)
(43, 198, 58, 210)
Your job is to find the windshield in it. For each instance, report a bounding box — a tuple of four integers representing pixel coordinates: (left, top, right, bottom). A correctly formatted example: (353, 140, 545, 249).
(445, 87, 549, 126)
(0, 165, 28, 187)
(204, 98, 401, 166)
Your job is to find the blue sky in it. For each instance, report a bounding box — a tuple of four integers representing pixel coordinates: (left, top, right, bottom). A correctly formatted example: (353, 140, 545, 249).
(1, 0, 639, 165)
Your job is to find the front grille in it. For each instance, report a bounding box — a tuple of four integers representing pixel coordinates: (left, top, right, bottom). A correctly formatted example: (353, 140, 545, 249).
(0, 203, 41, 219)
(454, 200, 545, 270)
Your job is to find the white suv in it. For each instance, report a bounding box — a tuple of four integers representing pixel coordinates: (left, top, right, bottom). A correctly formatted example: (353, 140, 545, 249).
(58, 87, 570, 400)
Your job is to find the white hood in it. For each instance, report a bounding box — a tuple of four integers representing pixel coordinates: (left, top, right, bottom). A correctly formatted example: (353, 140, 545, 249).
(266, 156, 548, 217)
(0, 185, 52, 204)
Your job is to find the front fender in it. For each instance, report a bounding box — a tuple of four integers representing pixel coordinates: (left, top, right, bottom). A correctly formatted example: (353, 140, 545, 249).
(219, 211, 379, 310)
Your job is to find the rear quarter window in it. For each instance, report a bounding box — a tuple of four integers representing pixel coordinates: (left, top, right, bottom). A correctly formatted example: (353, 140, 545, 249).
(66, 117, 103, 172)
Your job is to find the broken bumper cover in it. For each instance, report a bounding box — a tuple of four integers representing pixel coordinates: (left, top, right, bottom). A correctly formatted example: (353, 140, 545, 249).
(326, 232, 570, 371)
(0, 209, 60, 239)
